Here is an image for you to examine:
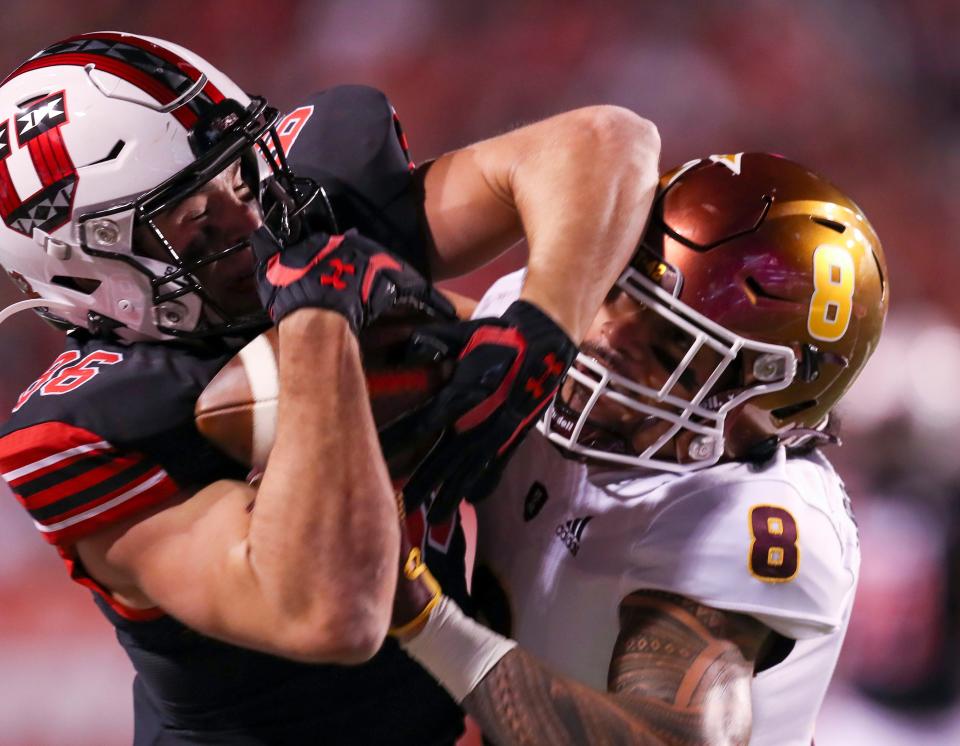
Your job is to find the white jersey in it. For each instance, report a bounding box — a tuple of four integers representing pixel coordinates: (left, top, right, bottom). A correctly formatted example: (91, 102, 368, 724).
(473, 272, 861, 746)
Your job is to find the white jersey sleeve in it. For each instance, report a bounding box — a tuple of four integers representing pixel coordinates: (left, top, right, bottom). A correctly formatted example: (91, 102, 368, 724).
(471, 270, 525, 319)
(623, 462, 859, 639)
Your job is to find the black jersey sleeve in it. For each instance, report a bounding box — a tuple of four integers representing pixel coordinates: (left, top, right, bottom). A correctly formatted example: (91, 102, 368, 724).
(0, 419, 180, 546)
(277, 85, 431, 277)
(0, 334, 246, 546)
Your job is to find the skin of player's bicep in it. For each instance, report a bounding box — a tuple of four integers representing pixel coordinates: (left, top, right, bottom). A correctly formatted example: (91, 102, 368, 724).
(418, 142, 525, 281)
(607, 590, 771, 744)
(74, 479, 270, 641)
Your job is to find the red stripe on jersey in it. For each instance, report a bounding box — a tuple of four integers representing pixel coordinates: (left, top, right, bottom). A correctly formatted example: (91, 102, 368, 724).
(404, 503, 459, 556)
(3, 444, 110, 499)
(38, 464, 179, 546)
(20, 449, 147, 511)
(45, 470, 178, 546)
(57, 545, 165, 622)
(0, 422, 180, 545)
(0, 421, 105, 479)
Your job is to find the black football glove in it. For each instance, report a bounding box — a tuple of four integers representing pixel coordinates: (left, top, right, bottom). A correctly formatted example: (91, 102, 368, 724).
(253, 227, 454, 332)
(398, 300, 576, 521)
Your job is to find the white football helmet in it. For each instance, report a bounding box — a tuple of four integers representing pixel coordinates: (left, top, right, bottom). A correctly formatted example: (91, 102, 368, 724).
(0, 31, 320, 341)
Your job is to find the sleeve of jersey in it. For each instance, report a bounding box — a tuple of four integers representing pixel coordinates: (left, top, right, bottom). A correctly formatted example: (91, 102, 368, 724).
(279, 85, 429, 275)
(0, 422, 180, 546)
(626, 478, 857, 640)
(470, 270, 527, 319)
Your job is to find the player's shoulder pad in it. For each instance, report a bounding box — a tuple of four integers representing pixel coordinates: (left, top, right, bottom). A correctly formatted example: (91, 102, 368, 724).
(281, 85, 428, 274)
(629, 464, 858, 640)
(284, 85, 413, 209)
(0, 337, 247, 545)
(2, 336, 232, 448)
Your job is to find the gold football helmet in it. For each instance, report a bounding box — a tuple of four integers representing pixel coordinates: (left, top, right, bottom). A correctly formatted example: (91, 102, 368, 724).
(541, 153, 889, 470)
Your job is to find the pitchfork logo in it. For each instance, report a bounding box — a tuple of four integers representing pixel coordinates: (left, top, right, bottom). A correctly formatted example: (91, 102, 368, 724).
(17, 96, 67, 138)
(0, 91, 77, 237)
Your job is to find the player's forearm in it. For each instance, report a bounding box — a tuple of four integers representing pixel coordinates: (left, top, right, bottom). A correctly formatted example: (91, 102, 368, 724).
(423, 107, 658, 340)
(250, 308, 398, 659)
(401, 595, 751, 746)
(464, 648, 691, 746)
(516, 106, 660, 341)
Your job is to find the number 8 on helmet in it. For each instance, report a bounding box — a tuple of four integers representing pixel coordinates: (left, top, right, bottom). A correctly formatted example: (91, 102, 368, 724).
(541, 152, 889, 470)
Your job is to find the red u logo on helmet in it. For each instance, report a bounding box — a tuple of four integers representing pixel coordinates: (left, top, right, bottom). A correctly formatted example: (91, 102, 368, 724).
(0, 90, 77, 237)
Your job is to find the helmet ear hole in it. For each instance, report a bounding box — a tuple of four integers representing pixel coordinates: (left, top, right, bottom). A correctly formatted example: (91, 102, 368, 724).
(82, 139, 125, 167)
(771, 399, 817, 421)
(50, 276, 101, 294)
(810, 216, 846, 234)
(742, 436, 779, 463)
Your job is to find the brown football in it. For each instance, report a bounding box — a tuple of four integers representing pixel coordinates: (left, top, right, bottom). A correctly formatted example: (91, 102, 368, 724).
(195, 310, 452, 480)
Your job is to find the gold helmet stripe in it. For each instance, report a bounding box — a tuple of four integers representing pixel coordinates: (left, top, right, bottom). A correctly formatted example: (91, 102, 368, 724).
(767, 200, 877, 258)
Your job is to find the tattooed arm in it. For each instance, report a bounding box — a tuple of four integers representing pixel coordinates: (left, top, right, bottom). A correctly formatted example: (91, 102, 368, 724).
(460, 590, 771, 746)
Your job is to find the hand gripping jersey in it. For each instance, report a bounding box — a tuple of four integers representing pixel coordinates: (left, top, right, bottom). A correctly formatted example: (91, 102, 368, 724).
(472, 272, 860, 746)
(0, 86, 467, 746)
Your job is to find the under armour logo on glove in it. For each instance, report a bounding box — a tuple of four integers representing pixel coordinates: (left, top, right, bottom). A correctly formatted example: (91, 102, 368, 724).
(392, 300, 575, 522)
(320, 258, 355, 289)
(525, 353, 565, 399)
(253, 227, 454, 333)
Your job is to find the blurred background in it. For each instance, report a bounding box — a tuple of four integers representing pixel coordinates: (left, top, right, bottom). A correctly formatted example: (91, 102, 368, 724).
(0, 0, 957, 743)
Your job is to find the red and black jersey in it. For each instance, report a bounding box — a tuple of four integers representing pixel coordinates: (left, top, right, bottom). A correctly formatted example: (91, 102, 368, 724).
(0, 334, 243, 546)
(279, 84, 432, 279)
(0, 85, 467, 746)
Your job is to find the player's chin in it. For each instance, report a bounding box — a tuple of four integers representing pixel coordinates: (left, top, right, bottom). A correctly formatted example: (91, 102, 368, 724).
(628, 420, 679, 459)
(562, 378, 645, 431)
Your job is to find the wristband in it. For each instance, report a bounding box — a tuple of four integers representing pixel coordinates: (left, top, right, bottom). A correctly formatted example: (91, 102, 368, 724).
(400, 596, 517, 703)
(388, 546, 442, 638)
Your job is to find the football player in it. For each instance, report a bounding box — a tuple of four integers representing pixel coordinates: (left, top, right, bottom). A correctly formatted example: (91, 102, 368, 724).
(393, 153, 888, 745)
(0, 32, 660, 744)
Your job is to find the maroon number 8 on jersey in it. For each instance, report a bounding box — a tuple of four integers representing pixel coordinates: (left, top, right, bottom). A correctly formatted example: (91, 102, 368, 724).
(748, 504, 799, 583)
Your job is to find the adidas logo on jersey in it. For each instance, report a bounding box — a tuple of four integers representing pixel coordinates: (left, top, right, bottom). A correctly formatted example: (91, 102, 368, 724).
(556, 516, 593, 556)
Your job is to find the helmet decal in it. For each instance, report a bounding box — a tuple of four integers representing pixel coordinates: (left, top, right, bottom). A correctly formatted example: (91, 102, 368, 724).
(807, 244, 856, 342)
(708, 152, 744, 175)
(4, 32, 224, 129)
(0, 92, 76, 237)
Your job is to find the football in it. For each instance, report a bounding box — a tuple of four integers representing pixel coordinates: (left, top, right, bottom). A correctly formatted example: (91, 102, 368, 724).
(195, 310, 452, 479)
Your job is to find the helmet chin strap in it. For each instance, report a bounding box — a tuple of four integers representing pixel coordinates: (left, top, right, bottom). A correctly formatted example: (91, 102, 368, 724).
(0, 298, 77, 328)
